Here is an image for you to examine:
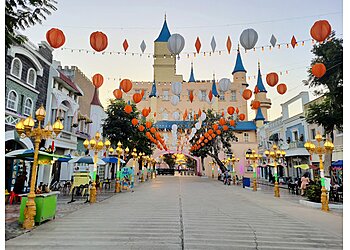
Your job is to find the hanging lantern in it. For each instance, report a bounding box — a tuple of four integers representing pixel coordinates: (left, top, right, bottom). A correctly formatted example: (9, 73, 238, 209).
(123, 39, 129, 52)
(90, 31, 108, 52)
(211, 36, 216, 52)
(242, 89, 253, 100)
(310, 20, 331, 42)
(120, 79, 133, 93)
(251, 100, 261, 109)
(173, 111, 180, 120)
(46, 28, 65, 49)
(195, 37, 201, 53)
(223, 125, 229, 131)
(145, 121, 152, 128)
(229, 120, 235, 126)
(171, 82, 182, 95)
(227, 106, 235, 115)
(140, 40, 146, 53)
(141, 89, 145, 98)
(154, 112, 157, 117)
(218, 78, 231, 92)
(142, 108, 150, 117)
(171, 95, 180, 106)
(311, 63, 327, 78)
(113, 89, 123, 99)
(92, 74, 104, 88)
(219, 117, 226, 126)
(277, 83, 287, 95)
(266, 72, 279, 87)
(270, 34, 277, 47)
(133, 93, 142, 104)
(189, 90, 194, 103)
(254, 85, 259, 94)
(236, 107, 239, 114)
(226, 36, 232, 54)
(138, 125, 145, 132)
(124, 105, 132, 114)
(216, 130, 222, 135)
(150, 127, 156, 134)
(131, 118, 138, 126)
(291, 36, 297, 48)
(208, 90, 213, 102)
(213, 124, 219, 130)
(167, 34, 185, 55)
(204, 139, 208, 144)
(239, 114, 245, 121)
(239, 28, 258, 50)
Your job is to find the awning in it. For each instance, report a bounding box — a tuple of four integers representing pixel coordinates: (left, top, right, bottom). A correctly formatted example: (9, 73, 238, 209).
(5, 149, 70, 164)
(69, 156, 106, 165)
(331, 160, 343, 169)
(285, 147, 310, 157)
(102, 157, 126, 164)
(294, 164, 309, 170)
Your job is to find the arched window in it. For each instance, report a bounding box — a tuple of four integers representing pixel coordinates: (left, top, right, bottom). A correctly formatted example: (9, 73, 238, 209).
(11, 58, 22, 78)
(7, 90, 18, 111)
(26, 68, 37, 86)
(23, 98, 33, 116)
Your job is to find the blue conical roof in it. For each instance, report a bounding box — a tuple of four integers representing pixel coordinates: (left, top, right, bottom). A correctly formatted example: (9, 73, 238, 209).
(232, 48, 246, 74)
(188, 63, 196, 82)
(155, 19, 171, 42)
(256, 63, 267, 92)
(212, 75, 219, 97)
(254, 107, 265, 121)
(149, 81, 157, 98)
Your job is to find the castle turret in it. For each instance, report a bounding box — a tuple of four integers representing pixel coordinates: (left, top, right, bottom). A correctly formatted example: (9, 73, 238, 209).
(188, 63, 196, 83)
(252, 62, 271, 121)
(254, 107, 265, 128)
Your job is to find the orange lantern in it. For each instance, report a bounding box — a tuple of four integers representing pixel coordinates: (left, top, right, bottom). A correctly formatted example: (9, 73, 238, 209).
(236, 107, 239, 114)
(204, 133, 209, 138)
(201, 143, 205, 146)
(124, 105, 132, 114)
(198, 109, 202, 117)
(291, 36, 297, 48)
(213, 124, 219, 130)
(141, 89, 145, 98)
(251, 100, 261, 110)
(113, 89, 123, 99)
(133, 93, 142, 104)
(239, 114, 245, 121)
(189, 90, 194, 103)
(229, 120, 235, 126)
(131, 118, 138, 126)
(254, 85, 259, 94)
(142, 108, 150, 117)
(46, 28, 65, 49)
(195, 37, 201, 53)
(145, 132, 151, 138)
(204, 139, 208, 144)
(266, 72, 279, 87)
(193, 114, 197, 121)
(219, 117, 226, 126)
(223, 125, 228, 131)
(123, 39, 129, 52)
(145, 121, 152, 128)
(208, 136, 212, 140)
(90, 31, 108, 52)
(154, 112, 157, 117)
(120, 79, 133, 93)
(150, 127, 156, 134)
(216, 130, 221, 135)
(227, 106, 235, 115)
(208, 90, 213, 102)
(212, 134, 216, 138)
(138, 125, 145, 132)
(208, 129, 213, 135)
(311, 63, 326, 78)
(310, 20, 331, 42)
(242, 89, 252, 100)
(277, 83, 287, 95)
(92, 74, 104, 88)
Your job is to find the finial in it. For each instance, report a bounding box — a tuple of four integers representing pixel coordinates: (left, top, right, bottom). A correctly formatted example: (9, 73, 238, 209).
(164, 13, 166, 20)
(213, 73, 215, 80)
(191, 61, 193, 67)
(237, 43, 240, 51)
(258, 61, 260, 69)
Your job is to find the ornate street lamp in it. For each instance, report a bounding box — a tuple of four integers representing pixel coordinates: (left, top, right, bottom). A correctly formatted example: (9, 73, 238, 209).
(304, 132, 334, 211)
(83, 132, 110, 201)
(229, 155, 240, 185)
(131, 148, 138, 187)
(113, 141, 127, 193)
(15, 105, 63, 229)
(139, 152, 146, 182)
(246, 150, 262, 191)
(264, 145, 286, 197)
(209, 161, 216, 178)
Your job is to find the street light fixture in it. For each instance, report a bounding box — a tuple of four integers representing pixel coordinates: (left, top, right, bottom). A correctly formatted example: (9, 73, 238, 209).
(228, 155, 240, 185)
(246, 150, 262, 191)
(15, 105, 63, 229)
(304, 132, 334, 211)
(83, 132, 111, 202)
(131, 148, 138, 187)
(264, 145, 286, 197)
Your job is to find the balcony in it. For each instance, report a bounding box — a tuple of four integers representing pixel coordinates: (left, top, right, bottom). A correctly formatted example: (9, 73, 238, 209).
(288, 141, 305, 149)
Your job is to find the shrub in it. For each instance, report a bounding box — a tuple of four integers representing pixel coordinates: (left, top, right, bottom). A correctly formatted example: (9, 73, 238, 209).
(306, 179, 322, 203)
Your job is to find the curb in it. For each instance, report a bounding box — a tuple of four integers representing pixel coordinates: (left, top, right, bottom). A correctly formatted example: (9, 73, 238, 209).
(299, 199, 343, 210)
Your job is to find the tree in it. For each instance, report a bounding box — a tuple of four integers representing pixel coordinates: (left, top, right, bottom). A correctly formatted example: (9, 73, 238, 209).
(304, 32, 343, 140)
(163, 154, 176, 168)
(5, 0, 57, 49)
(189, 109, 238, 172)
(102, 99, 154, 164)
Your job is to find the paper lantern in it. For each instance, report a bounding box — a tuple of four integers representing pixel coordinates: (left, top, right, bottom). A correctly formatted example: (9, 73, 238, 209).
(123, 39, 129, 52)
(226, 36, 232, 54)
(195, 37, 201, 53)
(142, 108, 150, 117)
(208, 129, 213, 135)
(229, 120, 235, 126)
(46, 28, 65, 49)
(198, 109, 202, 117)
(310, 20, 331, 42)
(213, 124, 219, 130)
(254, 85, 259, 94)
(204, 139, 208, 144)
(277, 83, 287, 95)
(193, 114, 197, 121)
(227, 106, 235, 115)
(312, 63, 326, 78)
(251, 100, 261, 110)
(171, 95, 180, 106)
(124, 105, 132, 114)
(211, 36, 216, 52)
(270, 34, 277, 47)
(173, 111, 180, 120)
(201, 143, 205, 146)
(223, 125, 229, 131)
(145, 132, 151, 138)
(219, 117, 226, 126)
(242, 89, 252, 100)
(133, 93, 142, 104)
(172, 124, 178, 131)
(212, 134, 216, 138)
(167, 34, 185, 55)
(218, 78, 231, 92)
(138, 125, 145, 132)
(208, 136, 212, 141)
(216, 130, 221, 135)
(200, 112, 206, 121)
(92, 74, 103, 88)
(189, 90, 194, 103)
(291, 36, 297, 48)
(141, 89, 145, 98)
(145, 121, 152, 128)
(208, 90, 213, 102)
(240, 28, 258, 50)
(113, 89, 123, 99)
(239, 114, 245, 121)
(266, 73, 279, 87)
(131, 118, 138, 126)
(140, 40, 146, 53)
(204, 132, 209, 138)
(236, 108, 239, 114)
(171, 82, 182, 95)
(90, 31, 108, 52)
(120, 79, 133, 93)
(150, 127, 156, 134)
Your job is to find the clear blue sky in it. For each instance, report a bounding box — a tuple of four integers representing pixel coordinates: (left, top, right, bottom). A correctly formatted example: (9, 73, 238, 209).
(22, 0, 343, 120)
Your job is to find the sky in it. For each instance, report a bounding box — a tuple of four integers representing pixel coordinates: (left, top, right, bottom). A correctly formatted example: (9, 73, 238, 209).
(21, 0, 343, 121)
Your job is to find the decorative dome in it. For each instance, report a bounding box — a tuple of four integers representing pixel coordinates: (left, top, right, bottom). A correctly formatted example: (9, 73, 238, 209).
(232, 47, 246, 74)
(254, 107, 265, 121)
(188, 63, 196, 83)
(256, 62, 267, 92)
(155, 17, 171, 42)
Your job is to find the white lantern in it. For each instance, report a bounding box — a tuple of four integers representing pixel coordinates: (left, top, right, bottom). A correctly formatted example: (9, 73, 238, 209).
(200, 112, 207, 121)
(171, 124, 178, 131)
(191, 128, 197, 134)
(171, 95, 180, 106)
(239, 28, 258, 50)
(206, 96, 213, 104)
(140, 40, 146, 53)
(173, 111, 180, 120)
(195, 122, 201, 130)
(211, 36, 216, 52)
(171, 82, 182, 95)
(167, 34, 185, 55)
(218, 78, 231, 92)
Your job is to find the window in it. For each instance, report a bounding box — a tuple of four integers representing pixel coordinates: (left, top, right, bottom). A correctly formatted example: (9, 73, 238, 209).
(231, 90, 237, 101)
(11, 58, 22, 78)
(293, 130, 299, 142)
(162, 112, 168, 120)
(163, 90, 169, 101)
(26, 68, 37, 86)
(23, 98, 33, 116)
(244, 132, 249, 142)
(6, 90, 18, 111)
(310, 129, 316, 140)
(200, 90, 206, 101)
(219, 91, 225, 101)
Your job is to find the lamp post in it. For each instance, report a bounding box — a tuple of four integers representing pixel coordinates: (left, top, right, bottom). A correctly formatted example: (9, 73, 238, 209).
(264, 145, 286, 197)
(229, 155, 240, 185)
(139, 152, 145, 182)
(304, 132, 334, 211)
(131, 148, 138, 187)
(210, 161, 215, 178)
(246, 150, 262, 191)
(15, 105, 63, 229)
(83, 132, 111, 202)
(114, 141, 124, 193)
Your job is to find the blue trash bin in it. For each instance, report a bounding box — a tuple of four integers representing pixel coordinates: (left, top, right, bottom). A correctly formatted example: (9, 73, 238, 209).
(243, 177, 250, 188)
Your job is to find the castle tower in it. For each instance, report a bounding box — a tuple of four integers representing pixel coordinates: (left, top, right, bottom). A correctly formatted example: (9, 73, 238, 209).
(254, 107, 265, 128)
(149, 81, 158, 122)
(153, 16, 183, 83)
(252, 62, 271, 121)
(188, 63, 196, 83)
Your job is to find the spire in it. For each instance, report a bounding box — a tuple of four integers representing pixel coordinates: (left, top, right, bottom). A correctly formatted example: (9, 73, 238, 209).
(188, 63, 196, 82)
(254, 107, 265, 121)
(155, 17, 171, 42)
(212, 74, 219, 97)
(256, 62, 267, 92)
(91, 88, 103, 108)
(149, 81, 157, 98)
(232, 44, 246, 74)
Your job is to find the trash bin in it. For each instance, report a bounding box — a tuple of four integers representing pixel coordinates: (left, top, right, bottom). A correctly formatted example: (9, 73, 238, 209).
(243, 177, 250, 188)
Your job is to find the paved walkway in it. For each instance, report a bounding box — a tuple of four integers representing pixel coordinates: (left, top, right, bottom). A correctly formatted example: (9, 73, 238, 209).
(6, 176, 343, 249)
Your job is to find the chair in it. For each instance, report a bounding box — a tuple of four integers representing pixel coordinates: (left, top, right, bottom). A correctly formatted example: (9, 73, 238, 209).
(9, 191, 21, 205)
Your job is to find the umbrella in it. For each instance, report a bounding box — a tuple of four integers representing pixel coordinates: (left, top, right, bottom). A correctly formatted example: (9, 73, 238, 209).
(68, 156, 106, 165)
(331, 160, 343, 167)
(293, 164, 309, 170)
(5, 149, 70, 161)
(102, 157, 126, 164)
